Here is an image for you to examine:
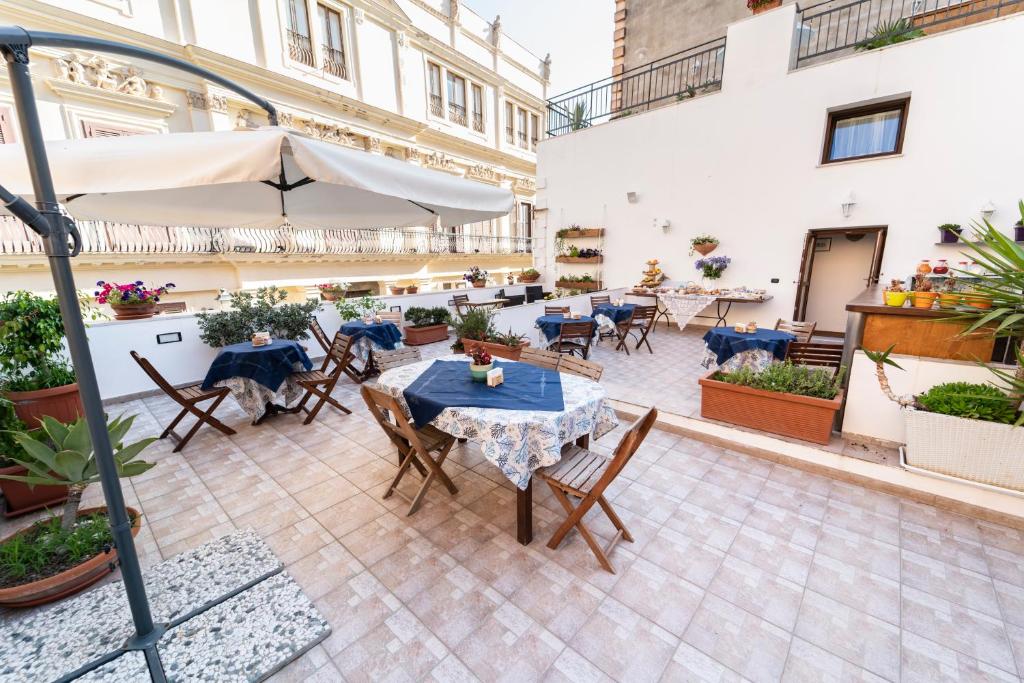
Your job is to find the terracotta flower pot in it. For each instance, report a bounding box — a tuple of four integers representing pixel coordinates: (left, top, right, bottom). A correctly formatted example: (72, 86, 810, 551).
(110, 302, 157, 320)
(404, 324, 450, 346)
(460, 338, 530, 361)
(471, 281, 486, 288)
(555, 280, 601, 291)
(518, 274, 540, 283)
(0, 464, 68, 517)
(911, 291, 938, 309)
(0, 506, 142, 608)
(405, 286, 419, 294)
(4, 382, 83, 428)
(964, 294, 993, 309)
(751, 0, 783, 14)
(390, 287, 406, 296)
(692, 242, 717, 256)
(699, 372, 843, 445)
(320, 292, 342, 302)
(938, 292, 962, 309)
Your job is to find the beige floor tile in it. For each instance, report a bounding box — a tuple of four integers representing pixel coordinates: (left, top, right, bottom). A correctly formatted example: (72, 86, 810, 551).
(708, 555, 804, 631)
(806, 552, 900, 625)
(510, 561, 605, 642)
(543, 647, 614, 683)
(292, 475, 361, 514)
(264, 516, 335, 566)
(783, 637, 887, 683)
(829, 480, 901, 516)
(339, 511, 422, 566)
(984, 545, 1024, 586)
(643, 526, 725, 589)
(653, 448, 715, 480)
(701, 463, 767, 498)
(661, 642, 744, 682)
(663, 500, 742, 552)
(901, 549, 1001, 618)
(344, 457, 402, 491)
(314, 491, 389, 538)
(370, 536, 459, 602)
(454, 602, 564, 682)
(727, 525, 814, 585)
(901, 520, 990, 575)
(767, 463, 833, 498)
(756, 479, 828, 521)
(634, 463, 700, 499)
(429, 653, 480, 683)
(994, 580, 1024, 629)
(744, 498, 821, 550)
(422, 508, 503, 565)
(335, 607, 449, 683)
(682, 480, 756, 523)
(286, 541, 364, 601)
(978, 521, 1024, 556)
(463, 533, 547, 598)
(608, 481, 682, 524)
(816, 524, 901, 581)
(232, 496, 310, 537)
(406, 564, 505, 649)
(317, 570, 404, 658)
(901, 500, 982, 541)
(901, 630, 1019, 683)
(794, 590, 900, 680)
(610, 557, 704, 637)
(265, 645, 336, 683)
(570, 597, 678, 683)
(823, 500, 900, 545)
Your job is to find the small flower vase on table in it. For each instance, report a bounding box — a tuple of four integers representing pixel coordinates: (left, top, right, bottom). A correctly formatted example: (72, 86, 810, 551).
(469, 347, 493, 382)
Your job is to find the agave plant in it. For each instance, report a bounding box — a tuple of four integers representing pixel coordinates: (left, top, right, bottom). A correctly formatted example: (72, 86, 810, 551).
(855, 18, 925, 51)
(568, 101, 589, 131)
(0, 414, 156, 531)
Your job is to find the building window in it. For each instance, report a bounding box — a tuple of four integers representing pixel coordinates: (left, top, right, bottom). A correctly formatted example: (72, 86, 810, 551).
(517, 108, 528, 148)
(285, 0, 315, 67)
(446, 72, 467, 126)
(428, 63, 443, 117)
(0, 107, 15, 144)
(81, 120, 146, 137)
(530, 113, 539, 150)
(516, 202, 533, 240)
(317, 4, 347, 79)
(505, 102, 514, 144)
(823, 98, 909, 164)
(471, 84, 484, 133)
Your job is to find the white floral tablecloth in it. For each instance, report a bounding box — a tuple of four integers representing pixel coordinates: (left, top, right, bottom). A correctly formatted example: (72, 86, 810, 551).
(376, 356, 619, 490)
(350, 336, 405, 364)
(214, 369, 306, 422)
(700, 347, 776, 374)
(591, 314, 621, 336)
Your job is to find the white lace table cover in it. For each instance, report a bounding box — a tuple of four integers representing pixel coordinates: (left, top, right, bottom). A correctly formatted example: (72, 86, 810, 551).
(351, 336, 405, 364)
(215, 371, 306, 422)
(700, 347, 776, 374)
(376, 356, 620, 490)
(655, 293, 718, 330)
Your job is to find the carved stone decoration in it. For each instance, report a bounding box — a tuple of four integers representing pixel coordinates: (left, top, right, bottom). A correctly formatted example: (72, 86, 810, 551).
(542, 53, 552, 81)
(354, 8, 365, 24)
(396, 31, 407, 48)
(365, 136, 382, 154)
(467, 164, 499, 184)
(278, 112, 294, 128)
(236, 110, 258, 129)
(88, 57, 119, 91)
(117, 66, 147, 97)
(449, 0, 460, 24)
(406, 147, 421, 164)
(512, 176, 537, 194)
(422, 151, 458, 174)
(55, 52, 167, 102)
(55, 53, 89, 84)
(490, 15, 501, 47)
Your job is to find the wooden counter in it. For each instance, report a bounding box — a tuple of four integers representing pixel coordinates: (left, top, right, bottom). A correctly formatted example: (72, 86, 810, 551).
(847, 286, 994, 361)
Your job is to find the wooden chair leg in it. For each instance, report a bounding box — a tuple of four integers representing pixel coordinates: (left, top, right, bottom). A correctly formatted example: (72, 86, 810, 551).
(546, 485, 614, 573)
(161, 407, 188, 439)
(615, 326, 631, 355)
(197, 393, 236, 435)
(597, 495, 634, 543)
(635, 326, 654, 353)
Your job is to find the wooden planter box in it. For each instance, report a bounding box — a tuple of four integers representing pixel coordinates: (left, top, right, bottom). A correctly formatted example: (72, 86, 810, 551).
(556, 280, 602, 291)
(558, 228, 603, 238)
(699, 372, 843, 445)
(556, 256, 603, 264)
(460, 338, 530, 361)
(404, 324, 450, 346)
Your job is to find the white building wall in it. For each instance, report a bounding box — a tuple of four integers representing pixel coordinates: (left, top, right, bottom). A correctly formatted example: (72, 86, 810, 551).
(536, 6, 1024, 327)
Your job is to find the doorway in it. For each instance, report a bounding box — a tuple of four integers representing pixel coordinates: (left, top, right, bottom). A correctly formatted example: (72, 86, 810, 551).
(794, 226, 886, 336)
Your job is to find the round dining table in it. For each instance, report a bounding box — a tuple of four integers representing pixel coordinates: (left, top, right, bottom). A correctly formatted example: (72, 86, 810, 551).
(340, 319, 404, 380)
(535, 314, 601, 346)
(376, 355, 619, 545)
(701, 327, 796, 373)
(201, 339, 313, 423)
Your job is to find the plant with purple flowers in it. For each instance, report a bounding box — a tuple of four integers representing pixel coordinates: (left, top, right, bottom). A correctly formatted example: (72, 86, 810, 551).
(94, 280, 175, 305)
(694, 255, 731, 280)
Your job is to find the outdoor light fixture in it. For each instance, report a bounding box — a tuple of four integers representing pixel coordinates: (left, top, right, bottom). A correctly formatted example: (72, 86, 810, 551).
(626, 191, 639, 203)
(841, 191, 856, 218)
(980, 200, 996, 219)
(216, 288, 234, 310)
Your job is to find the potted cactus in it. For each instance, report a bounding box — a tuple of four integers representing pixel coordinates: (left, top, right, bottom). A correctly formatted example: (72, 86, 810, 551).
(910, 275, 937, 309)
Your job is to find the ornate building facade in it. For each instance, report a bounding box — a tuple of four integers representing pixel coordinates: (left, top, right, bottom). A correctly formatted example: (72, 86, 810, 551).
(0, 0, 548, 309)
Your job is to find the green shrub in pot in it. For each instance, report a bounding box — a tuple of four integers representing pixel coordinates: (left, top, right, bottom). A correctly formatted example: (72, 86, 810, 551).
(196, 286, 321, 347)
(916, 382, 1018, 424)
(404, 306, 451, 328)
(715, 362, 845, 400)
(0, 291, 76, 393)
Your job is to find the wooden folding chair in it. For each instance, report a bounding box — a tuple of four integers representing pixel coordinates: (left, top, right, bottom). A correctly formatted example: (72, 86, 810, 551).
(378, 310, 403, 325)
(545, 305, 570, 315)
(785, 341, 843, 371)
(293, 332, 356, 425)
(451, 293, 470, 315)
(130, 351, 236, 453)
(626, 305, 656, 354)
(554, 320, 595, 359)
(611, 306, 638, 355)
(590, 295, 611, 310)
(537, 407, 658, 573)
(361, 386, 458, 515)
(376, 347, 422, 372)
(775, 318, 817, 343)
(310, 318, 331, 354)
(558, 355, 603, 381)
(520, 346, 561, 371)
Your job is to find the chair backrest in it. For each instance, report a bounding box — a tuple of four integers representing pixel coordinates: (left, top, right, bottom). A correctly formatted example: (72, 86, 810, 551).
(519, 346, 561, 370)
(129, 350, 186, 403)
(786, 341, 843, 369)
(631, 305, 657, 325)
(310, 318, 331, 353)
(559, 320, 594, 342)
(545, 305, 569, 315)
(775, 318, 817, 343)
(378, 311, 402, 325)
(590, 295, 611, 309)
(558, 355, 603, 381)
(497, 289, 506, 298)
(452, 294, 470, 304)
(524, 285, 544, 303)
(601, 407, 658, 486)
(322, 332, 355, 374)
(376, 347, 422, 372)
(361, 385, 429, 454)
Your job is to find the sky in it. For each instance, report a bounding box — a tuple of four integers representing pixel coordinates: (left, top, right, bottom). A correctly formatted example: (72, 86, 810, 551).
(462, 0, 614, 97)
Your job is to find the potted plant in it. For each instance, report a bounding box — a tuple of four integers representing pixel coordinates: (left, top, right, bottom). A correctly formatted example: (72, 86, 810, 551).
(389, 285, 406, 296)
(938, 223, 963, 244)
(0, 414, 155, 606)
(0, 291, 83, 427)
(518, 268, 541, 283)
(464, 266, 488, 289)
(334, 294, 386, 322)
(452, 308, 530, 360)
(910, 275, 937, 309)
(468, 347, 493, 382)
(405, 284, 419, 294)
(316, 282, 348, 302)
(403, 306, 451, 345)
(196, 286, 321, 347)
(700, 362, 846, 444)
(689, 234, 719, 256)
(95, 280, 175, 320)
(938, 276, 962, 309)
(748, 0, 782, 14)
(0, 396, 67, 517)
(855, 18, 925, 51)
(883, 278, 908, 307)
(555, 273, 602, 291)
(695, 255, 731, 280)
(1014, 200, 1024, 242)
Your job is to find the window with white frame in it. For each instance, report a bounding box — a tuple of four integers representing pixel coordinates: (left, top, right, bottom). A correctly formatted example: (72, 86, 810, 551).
(317, 4, 347, 79)
(426, 62, 486, 132)
(285, 0, 315, 67)
(471, 84, 484, 133)
(516, 108, 528, 148)
(446, 72, 467, 126)
(530, 113, 540, 150)
(505, 102, 514, 144)
(427, 63, 443, 117)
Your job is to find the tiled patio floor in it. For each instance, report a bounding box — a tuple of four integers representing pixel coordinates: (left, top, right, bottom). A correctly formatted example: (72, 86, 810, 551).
(3, 372, 1022, 682)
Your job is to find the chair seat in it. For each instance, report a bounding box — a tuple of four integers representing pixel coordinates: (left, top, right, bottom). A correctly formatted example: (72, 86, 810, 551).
(294, 369, 330, 384)
(537, 445, 612, 495)
(177, 383, 226, 401)
(414, 425, 454, 452)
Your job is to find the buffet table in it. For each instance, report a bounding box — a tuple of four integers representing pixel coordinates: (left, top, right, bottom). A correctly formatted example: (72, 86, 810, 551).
(636, 290, 774, 330)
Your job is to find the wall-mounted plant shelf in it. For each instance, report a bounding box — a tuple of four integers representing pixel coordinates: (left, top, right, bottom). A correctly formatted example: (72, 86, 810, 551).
(556, 255, 603, 264)
(555, 279, 602, 291)
(557, 228, 604, 238)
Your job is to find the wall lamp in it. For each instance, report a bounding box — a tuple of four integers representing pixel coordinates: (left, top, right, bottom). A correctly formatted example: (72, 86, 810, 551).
(980, 200, 996, 220)
(626, 191, 639, 204)
(841, 191, 856, 218)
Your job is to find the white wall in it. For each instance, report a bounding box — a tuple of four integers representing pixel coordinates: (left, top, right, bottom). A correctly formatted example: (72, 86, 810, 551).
(804, 235, 877, 333)
(536, 7, 1024, 328)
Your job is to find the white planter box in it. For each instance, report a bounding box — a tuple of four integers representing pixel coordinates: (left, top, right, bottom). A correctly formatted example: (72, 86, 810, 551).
(904, 408, 1024, 492)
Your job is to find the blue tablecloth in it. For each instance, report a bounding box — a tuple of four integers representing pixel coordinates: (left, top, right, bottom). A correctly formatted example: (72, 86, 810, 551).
(703, 328, 796, 366)
(535, 314, 596, 342)
(340, 320, 403, 350)
(592, 303, 635, 324)
(202, 339, 313, 392)
(402, 359, 564, 427)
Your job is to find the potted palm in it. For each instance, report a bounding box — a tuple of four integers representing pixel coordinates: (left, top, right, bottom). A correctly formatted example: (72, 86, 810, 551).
(95, 280, 174, 320)
(403, 306, 451, 345)
(0, 413, 155, 606)
(0, 291, 84, 427)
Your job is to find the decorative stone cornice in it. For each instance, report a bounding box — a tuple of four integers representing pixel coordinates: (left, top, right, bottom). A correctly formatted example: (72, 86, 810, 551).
(467, 164, 500, 184)
(47, 51, 177, 117)
(511, 176, 536, 194)
(421, 151, 459, 174)
(185, 89, 227, 113)
(365, 136, 382, 154)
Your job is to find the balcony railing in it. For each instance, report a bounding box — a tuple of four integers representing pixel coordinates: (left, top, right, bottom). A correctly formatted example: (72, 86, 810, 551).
(796, 0, 1023, 65)
(546, 36, 727, 137)
(448, 102, 467, 126)
(287, 29, 315, 67)
(505, 127, 515, 145)
(429, 94, 443, 117)
(0, 219, 534, 257)
(322, 45, 347, 79)
(472, 112, 484, 133)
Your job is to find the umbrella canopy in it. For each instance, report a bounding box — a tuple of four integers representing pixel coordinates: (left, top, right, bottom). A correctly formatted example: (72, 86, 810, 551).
(0, 127, 513, 229)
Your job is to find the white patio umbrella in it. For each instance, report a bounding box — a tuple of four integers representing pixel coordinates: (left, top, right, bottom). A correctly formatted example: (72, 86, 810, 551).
(0, 126, 513, 228)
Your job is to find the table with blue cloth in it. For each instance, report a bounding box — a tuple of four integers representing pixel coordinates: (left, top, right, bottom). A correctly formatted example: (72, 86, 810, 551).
(701, 327, 796, 373)
(535, 314, 598, 347)
(202, 339, 313, 423)
(340, 320, 404, 380)
(592, 303, 636, 337)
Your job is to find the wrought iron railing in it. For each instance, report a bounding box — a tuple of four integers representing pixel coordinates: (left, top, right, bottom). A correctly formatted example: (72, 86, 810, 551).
(546, 36, 727, 137)
(796, 0, 1023, 65)
(429, 94, 443, 117)
(287, 29, 315, 67)
(505, 127, 514, 145)
(0, 219, 534, 256)
(472, 112, 484, 133)
(448, 102, 467, 126)
(322, 45, 347, 79)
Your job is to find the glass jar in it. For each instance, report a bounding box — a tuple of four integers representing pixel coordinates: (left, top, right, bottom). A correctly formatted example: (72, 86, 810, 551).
(916, 259, 932, 275)
(932, 259, 949, 275)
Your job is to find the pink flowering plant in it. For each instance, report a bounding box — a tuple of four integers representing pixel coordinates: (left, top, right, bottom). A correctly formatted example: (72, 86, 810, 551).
(95, 280, 175, 305)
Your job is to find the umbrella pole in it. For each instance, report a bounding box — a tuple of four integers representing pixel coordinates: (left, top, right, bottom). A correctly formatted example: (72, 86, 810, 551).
(2, 45, 166, 677)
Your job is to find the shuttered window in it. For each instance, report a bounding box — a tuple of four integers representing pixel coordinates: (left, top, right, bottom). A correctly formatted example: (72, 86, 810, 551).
(81, 120, 146, 138)
(0, 107, 15, 144)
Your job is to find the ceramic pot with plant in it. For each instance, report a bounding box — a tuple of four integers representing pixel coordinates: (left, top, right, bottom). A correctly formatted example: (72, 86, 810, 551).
(468, 347, 493, 382)
(196, 287, 322, 347)
(317, 282, 348, 302)
(0, 396, 67, 517)
(695, 255, 730, 280)
(883, 279, 908, 307)
(465, 266, 488, 288)
(0, 414, 155, 607)
(938, 276, 961, 309)
(910, 275, 938, 309)
(403, 306, 451, 345)
(518, 268, 541, 283)
(938, 224, 962, 244)
(96, 280, 174, 319)
(390, 286, 406, 296)
(689, 234, 719, 256)
(0, 291, 84, 427)
(1015, 200, 1024, 241)
(405, 285, 419, 294)
(748, 0, 782, 14)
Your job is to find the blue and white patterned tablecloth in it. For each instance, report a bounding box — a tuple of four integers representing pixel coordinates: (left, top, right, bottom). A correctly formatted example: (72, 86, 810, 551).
(376, 356, 619, 490)
(203, 340, 313, 422)
(340, 320, 405, 363)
